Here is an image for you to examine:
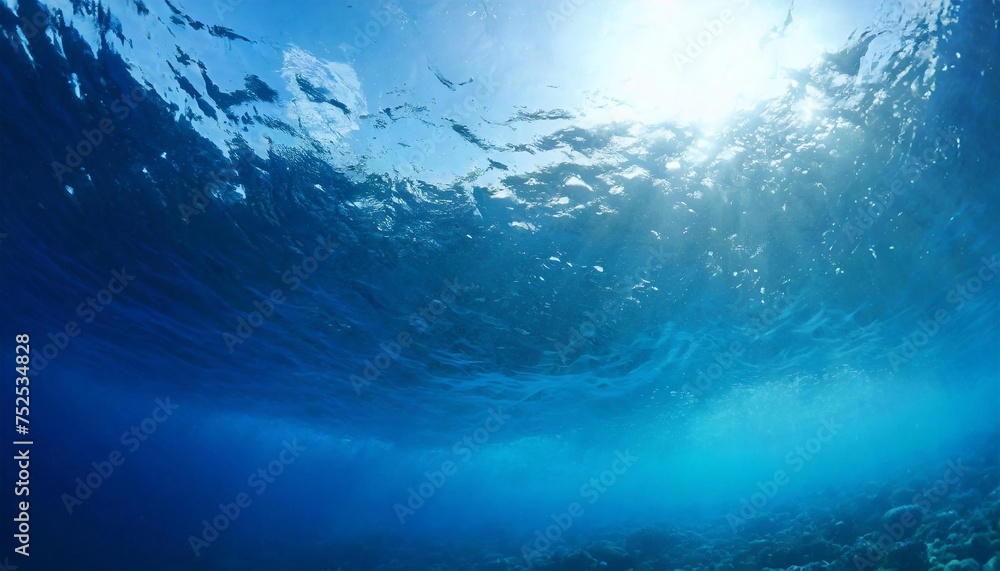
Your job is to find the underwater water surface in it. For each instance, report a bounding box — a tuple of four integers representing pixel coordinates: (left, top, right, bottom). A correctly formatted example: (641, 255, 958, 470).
(0, 0, 998, 570)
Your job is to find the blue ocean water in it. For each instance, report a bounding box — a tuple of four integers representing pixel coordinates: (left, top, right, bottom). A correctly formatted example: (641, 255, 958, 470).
(0, 0, 998, 570)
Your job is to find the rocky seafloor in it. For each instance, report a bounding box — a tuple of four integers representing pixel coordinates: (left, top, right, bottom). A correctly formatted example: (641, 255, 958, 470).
(299, 433, 998, 571)
(496, 438, 1000, 571)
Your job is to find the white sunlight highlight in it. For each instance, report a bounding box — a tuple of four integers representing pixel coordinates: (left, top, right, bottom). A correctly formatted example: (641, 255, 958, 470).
(556, 0, 874, 128)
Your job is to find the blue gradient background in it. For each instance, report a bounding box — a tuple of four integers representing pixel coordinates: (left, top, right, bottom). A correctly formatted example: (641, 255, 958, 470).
(0, 0, 997, 569)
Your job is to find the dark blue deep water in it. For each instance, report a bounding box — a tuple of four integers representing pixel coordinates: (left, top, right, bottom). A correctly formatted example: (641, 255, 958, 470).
(1, 0, 998, 570)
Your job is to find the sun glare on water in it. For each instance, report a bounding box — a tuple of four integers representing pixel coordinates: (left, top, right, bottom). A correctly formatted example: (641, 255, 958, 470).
(553, 0, 864, 128)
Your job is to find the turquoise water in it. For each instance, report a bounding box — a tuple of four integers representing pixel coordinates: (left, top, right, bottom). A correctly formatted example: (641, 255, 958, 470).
(0, 0, 998, 569)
